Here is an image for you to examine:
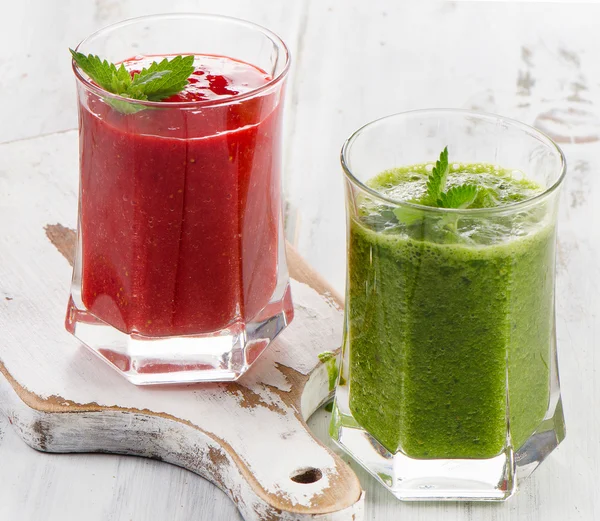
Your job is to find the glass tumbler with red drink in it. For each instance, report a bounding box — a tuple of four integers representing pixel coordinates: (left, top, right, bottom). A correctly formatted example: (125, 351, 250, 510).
(66, 14, 293, 384)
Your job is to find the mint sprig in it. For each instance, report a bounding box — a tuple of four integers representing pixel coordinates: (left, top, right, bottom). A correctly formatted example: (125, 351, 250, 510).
(70, 50, 195, 113)
(382, 147, 482, 233)
(438, 184, 478, 209)
(129, 56, 196, 101)
(426, 146, 480, 210)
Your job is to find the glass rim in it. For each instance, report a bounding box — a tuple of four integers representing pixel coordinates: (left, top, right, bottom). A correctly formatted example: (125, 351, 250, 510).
(72, 13, 291, 109)
(341, 108, 567, 215)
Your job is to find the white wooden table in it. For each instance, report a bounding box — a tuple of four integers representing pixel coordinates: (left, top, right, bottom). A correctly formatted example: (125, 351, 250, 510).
(1, 0, 599, 519)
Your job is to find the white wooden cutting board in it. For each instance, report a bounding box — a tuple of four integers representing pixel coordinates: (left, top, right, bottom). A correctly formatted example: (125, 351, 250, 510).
(0, 160, 363, 520)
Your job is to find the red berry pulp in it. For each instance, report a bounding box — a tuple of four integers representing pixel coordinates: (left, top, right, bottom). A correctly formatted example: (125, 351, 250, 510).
(78, 54, 287, 336)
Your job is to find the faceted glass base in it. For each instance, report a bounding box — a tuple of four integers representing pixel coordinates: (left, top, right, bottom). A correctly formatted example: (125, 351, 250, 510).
(66, 284, 293, 385)
(330, 385, 565, 501)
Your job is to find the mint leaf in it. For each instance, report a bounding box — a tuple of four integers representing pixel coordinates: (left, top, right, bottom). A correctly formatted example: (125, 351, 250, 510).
(70, 50, 122, 92)
(70, 49, 195, 113)
(104, 98, 147, 114)
(393, 205, 425, 225)
(129, 70, 170, 93)
(476, 187, 499, 208)
(110, 63, 134, 94)
(317, 351, 336, 364)
(318, 351, 339, 392)
(131, 55, 195, 101)
(438, 184, 479, 209)
(426, 146, 450, 204)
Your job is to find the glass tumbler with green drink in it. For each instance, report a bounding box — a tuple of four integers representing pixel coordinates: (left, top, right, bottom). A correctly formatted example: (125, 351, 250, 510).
(331, 109, 566, 501)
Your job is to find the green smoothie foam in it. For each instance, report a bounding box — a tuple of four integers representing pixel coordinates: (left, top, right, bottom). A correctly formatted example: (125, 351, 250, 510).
(347, 162, 555, 458)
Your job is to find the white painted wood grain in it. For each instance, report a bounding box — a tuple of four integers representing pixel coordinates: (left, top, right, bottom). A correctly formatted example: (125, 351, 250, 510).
(0, 127, 362, 520)
(2, 0, 600, 519)
(286, 0, 600, 294)
(0, 373, 362, 521)
(0, 413, 243, 521)
(295, 2, 600, 520)
(0, 0, 306, 144)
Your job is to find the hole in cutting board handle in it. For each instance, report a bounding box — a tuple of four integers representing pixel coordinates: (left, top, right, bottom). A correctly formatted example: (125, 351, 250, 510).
(290, 467, 323, 484)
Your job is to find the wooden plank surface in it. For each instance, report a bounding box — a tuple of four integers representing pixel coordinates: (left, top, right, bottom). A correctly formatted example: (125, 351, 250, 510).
(1, 0, 600, 520)
(0, 127, 363, 521)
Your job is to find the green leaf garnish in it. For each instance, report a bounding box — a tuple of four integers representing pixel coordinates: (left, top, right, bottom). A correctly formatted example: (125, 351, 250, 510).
(361, 147, 483, 236)
(476, 187, 500, 208)
(70, 49, 195, 113)
(318, 351, 339, 392)
(393, 205, 424, 226)
(426, 146, 450, 204)
(426, 146, 480, 210)
(438, 184, 479, 209)
(130, 56, 195, 101)
(69, 52, 123, 92)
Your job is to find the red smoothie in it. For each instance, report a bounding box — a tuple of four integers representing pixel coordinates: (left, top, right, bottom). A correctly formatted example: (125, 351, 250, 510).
(78, 55, 287, 336)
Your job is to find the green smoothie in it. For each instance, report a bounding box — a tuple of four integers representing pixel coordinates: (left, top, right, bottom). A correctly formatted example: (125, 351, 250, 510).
(347, 161, 555, 459)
